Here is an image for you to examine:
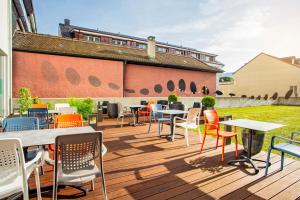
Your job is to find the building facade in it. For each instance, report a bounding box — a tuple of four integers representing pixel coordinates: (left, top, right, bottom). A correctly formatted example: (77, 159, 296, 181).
(59, 19, 224, 70)
(219, 53, 300, 98)
(0, 0, 36, 117)
(12, 32, 222, 99)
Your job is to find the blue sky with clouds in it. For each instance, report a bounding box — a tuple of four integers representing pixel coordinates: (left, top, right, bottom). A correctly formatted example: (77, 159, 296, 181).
(34, 0, 300, 72)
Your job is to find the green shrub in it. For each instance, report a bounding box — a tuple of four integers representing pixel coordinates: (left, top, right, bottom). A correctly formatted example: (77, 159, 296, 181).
(201, 96, 216, 108)
(68, 98, 94, 120)
(18, 87, 32, 115)
(46, 102, 54, 110)
(168, 93, 178, 103)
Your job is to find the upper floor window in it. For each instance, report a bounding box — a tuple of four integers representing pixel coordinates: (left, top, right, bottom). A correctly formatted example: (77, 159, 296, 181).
(175, 50, 182, 55)
(112, 39, 127, 46)
(94, 37, 100, 43)
(136, 43, 147, 49)
(157, 46, 167, 53)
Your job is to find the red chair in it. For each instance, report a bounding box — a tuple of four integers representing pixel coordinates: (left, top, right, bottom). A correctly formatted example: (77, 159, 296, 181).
(139, 100, 155, 122)
(200, 110, 238, 161)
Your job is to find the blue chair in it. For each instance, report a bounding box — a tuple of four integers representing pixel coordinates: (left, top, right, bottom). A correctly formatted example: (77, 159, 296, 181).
(147, 104, 170, 136)
(3, 117, 40, 162)
(28, 108, 49, 129)
(265, 132, 300, 176)
(3, 117, 39, 132)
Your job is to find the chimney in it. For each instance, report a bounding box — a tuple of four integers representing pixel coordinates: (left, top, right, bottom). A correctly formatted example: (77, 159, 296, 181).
(147, 36, 156, 59)
(64, 19, 70, 26)
(291, 57, 295, 64)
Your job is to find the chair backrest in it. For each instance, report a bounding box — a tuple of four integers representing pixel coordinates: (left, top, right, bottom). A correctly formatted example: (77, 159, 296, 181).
(54, 114, 83, 128)
(28, 108, 49, 129)
(157, 100, 168, 105)
(54, 103, 70, 110)
(32, 103, 48, 108)
(186, 108, 201, 124)
(169, 103, 185, 117)
(54, 132, 102, 174)
(203, 109, 220, 130)
(140, 100, 147, 105)
(58, 107, 77, 115)
(193, 102, 201, 108)
(0, 138, 27, 193)
(3, 117, 39, 132)
(150, 104, 163, 119)
(117, 103, 126, 116)
(102, 101, 109, 106)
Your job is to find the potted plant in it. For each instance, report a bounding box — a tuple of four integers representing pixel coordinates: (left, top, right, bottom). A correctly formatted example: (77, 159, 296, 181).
(201, 95, 216, 115)
(32, 96, 40, 104)
(168, 93, 178, 104)
(241, 129, 265, 156)
(18, 87, 32, 115)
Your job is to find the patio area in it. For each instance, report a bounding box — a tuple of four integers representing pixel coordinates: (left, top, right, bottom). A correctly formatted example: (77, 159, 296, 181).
(27, 120, 300, 200)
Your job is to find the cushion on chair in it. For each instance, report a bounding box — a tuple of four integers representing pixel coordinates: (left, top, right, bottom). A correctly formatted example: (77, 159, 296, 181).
(273, 143, 300, 157)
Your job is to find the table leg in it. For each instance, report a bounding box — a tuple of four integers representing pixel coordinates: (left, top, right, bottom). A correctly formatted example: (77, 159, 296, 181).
(136, 108, 139, 124)
(228, 129, 270, 175)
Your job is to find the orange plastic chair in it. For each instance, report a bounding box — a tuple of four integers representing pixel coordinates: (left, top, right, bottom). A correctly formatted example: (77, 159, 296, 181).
(53, 114, 83, 128)
(49, 114, 83, 163)
(200, 110, 238, 161)
(32, 103, 48, 108)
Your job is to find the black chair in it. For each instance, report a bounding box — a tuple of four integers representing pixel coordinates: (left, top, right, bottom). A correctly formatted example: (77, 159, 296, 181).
(157, 100, 169, 109)
(193, 102, 201, 108)
(102, 101, 109, 114)
(107, 103, 118, 118)
(28, 108, 49, 129)
(169, 103, 185, 118)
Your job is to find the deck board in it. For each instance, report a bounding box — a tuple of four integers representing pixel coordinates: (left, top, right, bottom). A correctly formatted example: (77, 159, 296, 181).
(27, 120, 300, 200)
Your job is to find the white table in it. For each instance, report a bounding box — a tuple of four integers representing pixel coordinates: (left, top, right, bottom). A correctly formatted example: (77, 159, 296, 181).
(0, 126, 107, 195)
(157, 110, 187, 139)
(220, 119, 285, 174)
(126, 105, 146, 126)
(0, 126, 107, 153)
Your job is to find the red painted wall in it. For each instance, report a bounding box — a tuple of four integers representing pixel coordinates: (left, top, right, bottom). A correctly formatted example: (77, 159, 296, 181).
(124, 64, 216, 97)
(13, 52, 124, 98)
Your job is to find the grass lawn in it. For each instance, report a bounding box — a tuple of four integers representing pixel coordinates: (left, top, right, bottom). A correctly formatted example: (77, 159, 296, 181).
(216, 105, 300, 155)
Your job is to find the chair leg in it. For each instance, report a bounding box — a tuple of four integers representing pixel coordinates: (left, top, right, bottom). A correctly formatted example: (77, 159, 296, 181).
(91, 180, 95, 191)
(161, 122, 164, 132)
(34, 167, 42, 200)
(235, 135, 238, 159)
(281, 152, 285, 171)
(101, 168, 108, 200)
(265, 147, 272, 176)
(185, 128, 189, 147)
(158, 122, 161, 136)
(200, 133, 207, 154)
(222, 137, 225, 162)
(216, 136, 219, 149)
(198, 127, 201, 143)
(121, 117, 124, 128)
(172, 124, 176, 141)
(148, 119, 152, 134)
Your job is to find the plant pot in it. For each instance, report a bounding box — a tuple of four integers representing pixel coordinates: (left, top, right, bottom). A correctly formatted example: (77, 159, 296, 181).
(242, 129, 265, 156)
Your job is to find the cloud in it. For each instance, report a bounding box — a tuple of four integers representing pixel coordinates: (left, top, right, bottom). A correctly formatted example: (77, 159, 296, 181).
(135, 0, 300, 72)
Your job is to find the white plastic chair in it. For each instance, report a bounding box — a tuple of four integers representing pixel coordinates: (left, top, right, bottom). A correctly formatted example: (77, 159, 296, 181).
(58, 107, 77, 114)
(53, 132, 107, 200)
(173, 108, 202, 146)
(0, 138, 42, 200)
(117, 103, 134, 128)
(54, 103, 70, 111)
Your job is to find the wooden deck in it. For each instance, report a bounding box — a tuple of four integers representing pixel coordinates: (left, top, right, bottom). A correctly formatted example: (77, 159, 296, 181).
(29, 120, 300, 200)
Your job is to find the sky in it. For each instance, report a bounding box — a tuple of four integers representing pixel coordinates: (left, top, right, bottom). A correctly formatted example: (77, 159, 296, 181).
(34, 0, 300, 72)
